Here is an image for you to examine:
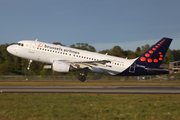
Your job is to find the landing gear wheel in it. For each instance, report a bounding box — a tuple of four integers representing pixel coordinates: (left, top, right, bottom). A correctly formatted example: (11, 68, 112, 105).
(78, 75, 86, 82)
(78, 75, 82, 80)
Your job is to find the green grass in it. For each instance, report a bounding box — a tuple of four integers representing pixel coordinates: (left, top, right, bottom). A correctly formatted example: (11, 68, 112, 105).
(0, 93, 180, 120)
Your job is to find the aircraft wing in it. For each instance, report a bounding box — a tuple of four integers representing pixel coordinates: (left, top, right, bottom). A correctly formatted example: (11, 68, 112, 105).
(61, 60, 111, 70)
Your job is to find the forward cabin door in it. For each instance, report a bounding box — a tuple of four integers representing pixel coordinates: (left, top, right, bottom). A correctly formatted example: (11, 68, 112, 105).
(29, 42, 36, 53)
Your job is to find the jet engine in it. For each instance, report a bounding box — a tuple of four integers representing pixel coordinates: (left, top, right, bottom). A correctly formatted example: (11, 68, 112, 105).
(52, 61, 70, 72)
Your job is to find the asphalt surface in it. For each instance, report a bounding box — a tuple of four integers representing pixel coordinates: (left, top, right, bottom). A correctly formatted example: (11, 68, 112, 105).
(0, 86, 180, 94)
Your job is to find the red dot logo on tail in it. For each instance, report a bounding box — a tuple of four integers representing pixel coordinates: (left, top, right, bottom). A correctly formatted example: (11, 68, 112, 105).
(159, 58, 163, 61)
(145, 53, 150, 57)
(147, 58, 152, 63)
(152, 48, 156, 51)
(155, 45, 159, 48)
(140, 57, 146, 61)
(140, 49, 164, 63)
(138, 38, 173, 64)
(154, 59, 158, 63)
(140, 39, 167, 63)
(149, 50, 153, 54)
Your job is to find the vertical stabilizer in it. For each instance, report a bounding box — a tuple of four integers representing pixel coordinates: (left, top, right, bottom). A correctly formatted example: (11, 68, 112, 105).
(135, 37, 172, 67)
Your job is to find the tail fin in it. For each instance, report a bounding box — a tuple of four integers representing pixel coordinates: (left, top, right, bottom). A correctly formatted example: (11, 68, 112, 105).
(135, 37, 172, 67)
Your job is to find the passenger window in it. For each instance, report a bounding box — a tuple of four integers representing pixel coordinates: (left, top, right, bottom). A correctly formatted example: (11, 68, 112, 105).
(69, 54, 71, 56)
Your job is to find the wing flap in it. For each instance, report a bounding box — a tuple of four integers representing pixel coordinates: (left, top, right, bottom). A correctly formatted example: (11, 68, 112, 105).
(62, 60, 110, 70)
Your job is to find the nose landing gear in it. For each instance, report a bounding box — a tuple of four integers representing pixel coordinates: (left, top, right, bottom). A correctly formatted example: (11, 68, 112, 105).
(27, 60, 32, 70)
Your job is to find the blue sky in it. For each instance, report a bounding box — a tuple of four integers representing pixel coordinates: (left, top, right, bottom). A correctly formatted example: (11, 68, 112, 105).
(1, 0, 180, 51)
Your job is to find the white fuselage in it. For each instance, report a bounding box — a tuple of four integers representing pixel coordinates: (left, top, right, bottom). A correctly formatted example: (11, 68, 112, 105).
(7, 40, 136, 75)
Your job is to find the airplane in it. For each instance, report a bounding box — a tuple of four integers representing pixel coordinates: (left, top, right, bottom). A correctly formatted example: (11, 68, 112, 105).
(7, 37, 172, 82)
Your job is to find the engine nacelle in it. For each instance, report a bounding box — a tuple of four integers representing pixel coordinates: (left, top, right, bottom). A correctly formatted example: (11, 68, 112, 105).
(52, 61, 70, 72)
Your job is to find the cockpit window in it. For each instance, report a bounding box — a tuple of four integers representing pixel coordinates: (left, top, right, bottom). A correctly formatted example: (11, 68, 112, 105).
(16, 43, 24, 47)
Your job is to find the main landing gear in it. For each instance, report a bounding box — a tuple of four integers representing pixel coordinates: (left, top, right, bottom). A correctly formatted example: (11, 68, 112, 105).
(78, 73, 86, 82)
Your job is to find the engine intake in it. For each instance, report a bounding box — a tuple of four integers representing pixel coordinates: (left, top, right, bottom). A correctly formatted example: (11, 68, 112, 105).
(53, 61, 70, 72)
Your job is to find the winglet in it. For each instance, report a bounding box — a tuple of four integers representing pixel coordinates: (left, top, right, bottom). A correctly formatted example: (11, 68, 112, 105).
(135, 37, 172, 67)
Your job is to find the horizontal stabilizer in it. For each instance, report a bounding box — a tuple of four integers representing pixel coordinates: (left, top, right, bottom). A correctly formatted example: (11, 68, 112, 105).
(145, 68, 169, 72)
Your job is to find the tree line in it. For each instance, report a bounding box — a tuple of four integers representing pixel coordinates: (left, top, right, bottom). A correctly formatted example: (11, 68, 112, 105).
(0, 42, 179, 76)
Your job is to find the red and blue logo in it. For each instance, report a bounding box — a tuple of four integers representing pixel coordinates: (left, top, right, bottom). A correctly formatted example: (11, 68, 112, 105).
(140, 39, 165, 63)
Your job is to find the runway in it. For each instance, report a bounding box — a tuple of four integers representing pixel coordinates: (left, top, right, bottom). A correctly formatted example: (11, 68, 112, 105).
(0, 86, 180, 94)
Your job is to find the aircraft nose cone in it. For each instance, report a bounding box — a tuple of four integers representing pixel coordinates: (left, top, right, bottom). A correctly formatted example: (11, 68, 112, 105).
(7, 45, 15, 54)
(7, 46, 12, 53)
